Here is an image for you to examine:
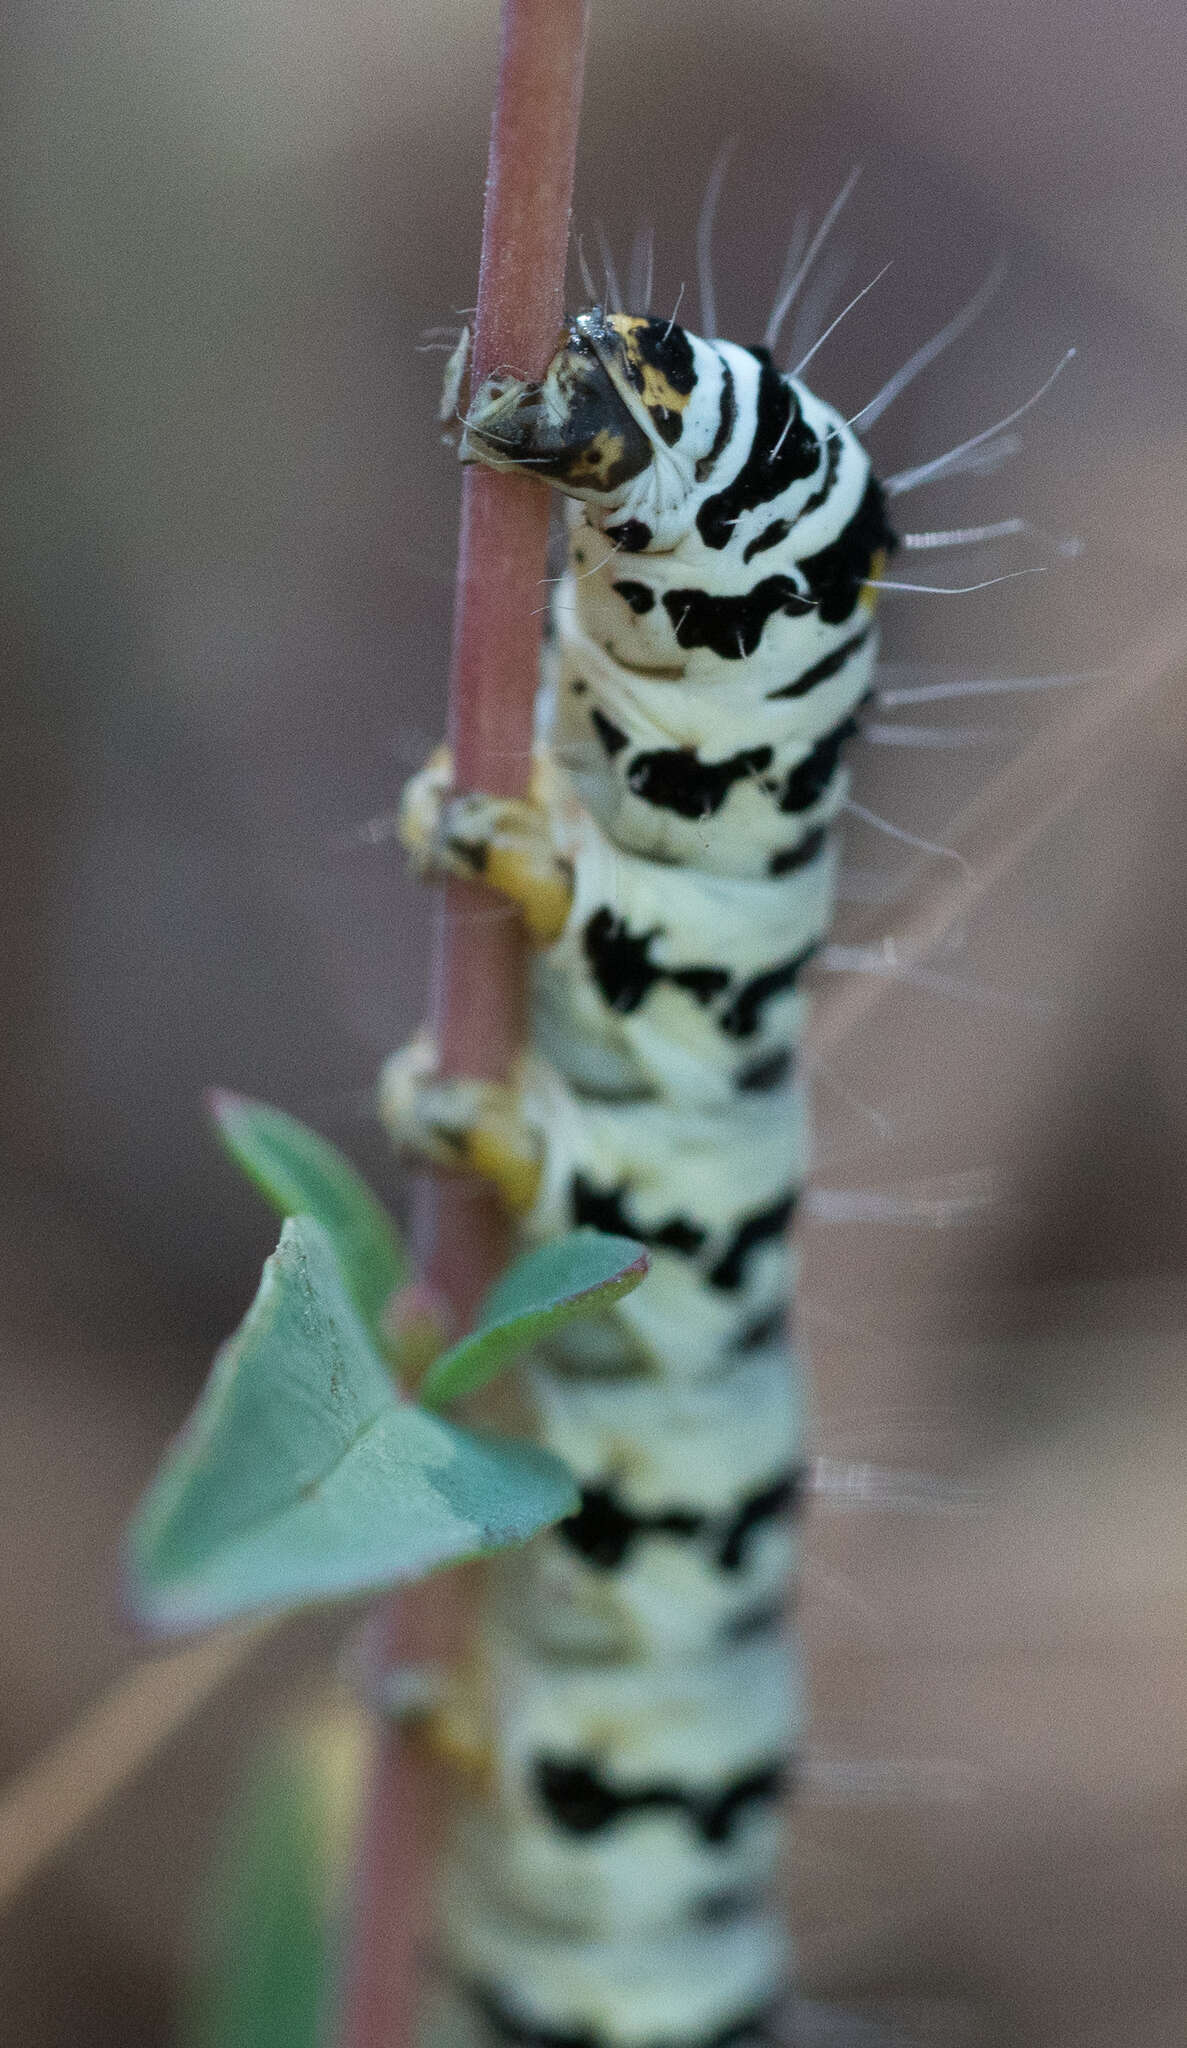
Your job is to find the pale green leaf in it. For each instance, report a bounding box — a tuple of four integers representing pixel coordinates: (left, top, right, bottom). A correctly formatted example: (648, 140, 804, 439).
(125, 1217, 577, 1637)
(209, 1090, 408, 1335)
(419, 1229, 648, 1408)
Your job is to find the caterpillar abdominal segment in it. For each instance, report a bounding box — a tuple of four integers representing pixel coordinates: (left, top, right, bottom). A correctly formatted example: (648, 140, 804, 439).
(382, 306, 893, 2047)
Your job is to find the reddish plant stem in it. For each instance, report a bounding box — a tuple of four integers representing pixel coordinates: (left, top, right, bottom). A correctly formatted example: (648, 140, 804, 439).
(421, 0, 590, 1320)
(336, 7, 589, 2045)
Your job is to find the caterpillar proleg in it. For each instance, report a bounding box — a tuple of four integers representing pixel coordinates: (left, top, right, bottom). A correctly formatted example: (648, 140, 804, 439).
(382, 306, 894, 2046)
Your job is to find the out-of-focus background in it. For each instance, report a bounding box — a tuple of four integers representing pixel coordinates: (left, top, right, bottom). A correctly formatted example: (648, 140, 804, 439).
(3, 2, 1186, 2043)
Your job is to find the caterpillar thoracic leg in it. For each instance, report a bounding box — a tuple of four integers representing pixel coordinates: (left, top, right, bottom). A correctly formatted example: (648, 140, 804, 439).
(383, 305, 891, 2048)
(380, 1033, 544, 1216)
(399, 745, 575, 944)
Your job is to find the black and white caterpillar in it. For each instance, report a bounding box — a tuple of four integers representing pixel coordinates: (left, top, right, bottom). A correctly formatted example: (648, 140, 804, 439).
(381, 305, 894, 2048)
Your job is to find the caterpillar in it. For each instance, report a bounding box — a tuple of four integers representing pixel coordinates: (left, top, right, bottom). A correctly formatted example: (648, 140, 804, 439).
(380, 303, 894, 2048)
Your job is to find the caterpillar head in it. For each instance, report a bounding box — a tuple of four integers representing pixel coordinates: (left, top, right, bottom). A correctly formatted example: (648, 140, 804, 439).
(461, 308, 723, 522)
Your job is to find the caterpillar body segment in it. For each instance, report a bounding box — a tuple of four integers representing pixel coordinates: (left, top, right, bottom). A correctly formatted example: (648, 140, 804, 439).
(429, 1903, 789, 2048)
(402, 747, 836, 1105)
(499, 1349, 805, 1660)
(520, 1068, 806, 1379)
(386, 305, 890, 2048)
(454, 1629, 801, 1936)
(383, 1047, 807, 1379)
(549, 583, 875, 880)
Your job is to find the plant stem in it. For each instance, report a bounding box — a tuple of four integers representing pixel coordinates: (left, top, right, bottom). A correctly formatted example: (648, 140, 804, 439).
(420, 0, 589, 1315)
(336, 7, 589, 2044)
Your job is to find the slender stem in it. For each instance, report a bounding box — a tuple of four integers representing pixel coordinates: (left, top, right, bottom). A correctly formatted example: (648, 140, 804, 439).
(421, 0, 590, 1320)
(0, 1628, 265, 1913)
(336, 7, 589, 2044)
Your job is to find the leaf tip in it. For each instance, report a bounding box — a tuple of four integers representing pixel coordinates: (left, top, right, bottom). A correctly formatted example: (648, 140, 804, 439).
(206, 1085, 249, 1129)
(115, 1542, 178, 1644)
(567, 1235, 650, 1304)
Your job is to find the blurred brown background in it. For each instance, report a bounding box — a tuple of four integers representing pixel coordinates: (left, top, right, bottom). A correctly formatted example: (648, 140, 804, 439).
(2, 2, 1186, 2043)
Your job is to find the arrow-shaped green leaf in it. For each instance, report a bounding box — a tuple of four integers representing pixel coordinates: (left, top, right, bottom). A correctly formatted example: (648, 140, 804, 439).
(419, 1229, 648, 1408)
(125, 1217, 577, 1637)
(208, 1091, 408, 1338)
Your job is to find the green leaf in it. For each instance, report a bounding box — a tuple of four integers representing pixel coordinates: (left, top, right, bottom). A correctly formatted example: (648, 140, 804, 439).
(125, 1217, 577, 1637)
(419, 1229, 648, 1408)
(180, 1714, 363, 2048)
(209, 1090, 408, 1335)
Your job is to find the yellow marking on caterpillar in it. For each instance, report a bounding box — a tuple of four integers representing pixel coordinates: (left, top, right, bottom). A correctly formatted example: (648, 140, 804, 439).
(398, 751, 573, 942)
(405, 1676, 494, 1792)
(860, 549, 888, 613)
(464, 1112, 544, 1215)
(484, 838, 573, 945)
(379, 1039, 541, 1214)
(609, 314, 695, 422)
(570, 427, 630, 488)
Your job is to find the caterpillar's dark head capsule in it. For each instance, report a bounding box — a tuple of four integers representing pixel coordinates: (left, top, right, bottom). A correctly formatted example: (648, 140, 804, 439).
(461, 305, 716, 505)
(461, 310, 655, 494)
